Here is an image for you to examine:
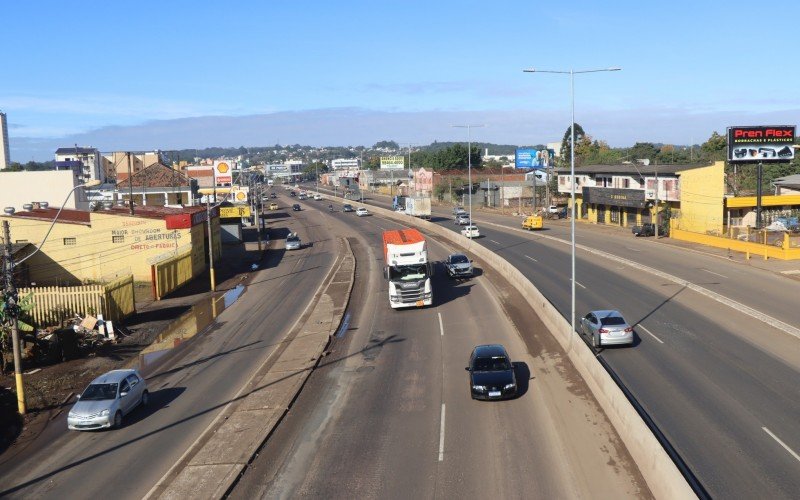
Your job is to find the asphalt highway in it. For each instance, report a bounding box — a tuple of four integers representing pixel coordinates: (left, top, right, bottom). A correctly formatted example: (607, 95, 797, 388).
(313, 186, 800, 499)
(230, 192, 651, 499)
(0, 198, 336, 499)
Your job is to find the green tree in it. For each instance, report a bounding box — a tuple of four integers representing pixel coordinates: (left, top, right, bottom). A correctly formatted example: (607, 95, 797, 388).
(559, 123, 586, 166)
(700, 131, 727, 162)
(628, 142, 659, 163)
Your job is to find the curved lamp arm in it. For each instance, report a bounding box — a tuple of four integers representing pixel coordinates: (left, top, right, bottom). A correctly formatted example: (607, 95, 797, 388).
(16, 180, 102, 265)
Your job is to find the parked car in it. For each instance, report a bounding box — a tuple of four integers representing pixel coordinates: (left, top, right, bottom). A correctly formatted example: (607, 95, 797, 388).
(342, 204, 354, 212)
(445, 253, 473, 278)
(67, 369, 148, 430)
(546, 205, 560, 214)
(580, 310, 634, 348)
(289, 191, 296, 197)
(285, 232, 301, 250)
(631, 223, 655, 237)
(269, 203, 279, 210)
(356, 207, 370, 217)
(292, 204, 301, 211)
(461, 225, 480, 238)
(466, 344, 517, 400)
(270, 193, 277, 199)
(456, 214, 470, 225)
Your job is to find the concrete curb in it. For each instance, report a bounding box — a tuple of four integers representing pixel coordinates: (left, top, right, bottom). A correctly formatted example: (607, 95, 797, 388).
(145, 237, 356, 500)
(333, 195, 695, 500)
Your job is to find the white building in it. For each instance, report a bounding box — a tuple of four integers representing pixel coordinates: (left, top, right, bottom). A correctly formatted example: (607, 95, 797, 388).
(55, 146, 104, 183)
(331, 158, 359, 170)
(0, 170, 92, 212)
(0, 111, 10, 170)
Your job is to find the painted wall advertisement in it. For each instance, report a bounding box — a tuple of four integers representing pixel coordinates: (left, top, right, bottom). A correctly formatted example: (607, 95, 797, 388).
(727, 125, 795, 162)
(515, 148, 555, 168)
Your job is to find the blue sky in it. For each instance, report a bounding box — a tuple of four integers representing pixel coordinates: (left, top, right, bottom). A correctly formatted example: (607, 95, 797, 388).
(2, 0, 798, 160)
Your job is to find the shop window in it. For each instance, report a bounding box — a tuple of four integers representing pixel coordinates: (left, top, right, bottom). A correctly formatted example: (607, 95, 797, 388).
(112, 235, 125, 244)
(622, 178, 630, 188)
(63, 237, 76, 246)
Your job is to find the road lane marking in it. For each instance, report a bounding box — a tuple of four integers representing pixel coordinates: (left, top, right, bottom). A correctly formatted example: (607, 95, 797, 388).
(489, 239, 501, 245)
(625, 247, 642, 252)
(762, 427, 800, 463)
(525, 255, 538, 262)
(636, 324, 664, 344)
(438, 312, 444, 336)
(700, 268, 728, 279)
(438, 403, 446, 461)
(571, 279, 586, 289)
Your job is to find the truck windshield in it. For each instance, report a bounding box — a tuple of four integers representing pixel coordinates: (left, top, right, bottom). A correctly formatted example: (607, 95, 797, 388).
(389, 264, 427, 281)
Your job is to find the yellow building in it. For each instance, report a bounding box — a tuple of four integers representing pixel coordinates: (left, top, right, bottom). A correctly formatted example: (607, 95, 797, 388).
(0, 205, 220, 287)
(672, 161, 725, 234)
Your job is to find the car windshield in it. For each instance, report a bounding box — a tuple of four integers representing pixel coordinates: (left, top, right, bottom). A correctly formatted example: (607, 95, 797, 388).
(81, 383, 118, 401)
(287, 236, 299, 242)
(389, 264, 427, 281)
(601, 316, 626, 326)
(474, 356, 510, 372)
(450, 255, 468, 264)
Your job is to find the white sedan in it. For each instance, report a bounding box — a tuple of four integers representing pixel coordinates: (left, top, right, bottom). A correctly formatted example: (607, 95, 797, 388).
(356, 207, 370, 217)
(461, 225, 480, 238)
(313, 194, 323, 201)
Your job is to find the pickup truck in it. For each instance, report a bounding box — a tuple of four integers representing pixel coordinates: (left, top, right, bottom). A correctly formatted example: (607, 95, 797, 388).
(632, 223, 655, 237)
(445, 253, 473, 278)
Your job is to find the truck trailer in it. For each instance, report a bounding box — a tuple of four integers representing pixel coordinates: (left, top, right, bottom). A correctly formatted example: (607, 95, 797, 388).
(382, 228, 433, 309)
(404, 196, 432, 219)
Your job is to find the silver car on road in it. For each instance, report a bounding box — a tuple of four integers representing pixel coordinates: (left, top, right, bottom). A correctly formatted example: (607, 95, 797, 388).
(580, 310, 634, 348)
(67, 369, 149, 430)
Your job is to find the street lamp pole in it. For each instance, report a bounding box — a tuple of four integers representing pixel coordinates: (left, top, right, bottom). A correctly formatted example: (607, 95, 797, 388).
(453, 125, 485, 227)
(523, 66, 620, 339)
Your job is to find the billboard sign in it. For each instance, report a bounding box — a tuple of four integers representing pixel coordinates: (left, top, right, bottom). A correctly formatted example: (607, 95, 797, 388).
(727, 125, 795, 162)
(220, 206, 251, 218)
(515, 148, 555, 168)
(214, 160, 234, 185)
(380, 156, 405, 170)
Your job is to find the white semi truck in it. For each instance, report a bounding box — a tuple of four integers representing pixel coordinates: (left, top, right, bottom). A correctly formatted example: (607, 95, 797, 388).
(382, 228, 433, 309)
(403, 196, 432, 219)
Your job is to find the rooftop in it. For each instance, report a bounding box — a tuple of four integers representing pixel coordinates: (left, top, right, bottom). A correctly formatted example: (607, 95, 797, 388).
(55, 147, 97, 155)
(554, 163, 707, 175)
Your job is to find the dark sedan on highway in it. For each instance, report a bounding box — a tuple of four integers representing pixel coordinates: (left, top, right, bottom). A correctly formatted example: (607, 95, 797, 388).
(466, 344, 517, 400)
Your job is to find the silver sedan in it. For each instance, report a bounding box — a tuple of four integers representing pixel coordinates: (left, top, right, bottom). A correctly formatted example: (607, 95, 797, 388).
(580, 310, 634, 348)
(67, 369, 148, 430)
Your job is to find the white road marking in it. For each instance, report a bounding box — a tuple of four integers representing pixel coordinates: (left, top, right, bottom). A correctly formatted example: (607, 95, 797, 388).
(700, 268, 728, 279)
(762, 427, 800, 463)
(637, 324, 664, 344)
(525, 255, 538, 262)
(626, 246, 642, 252)
(571, 279, 586, 289)
(490, 239, 501, 245)
(438, 312, 444, 336)
(438, 403, 446, 461)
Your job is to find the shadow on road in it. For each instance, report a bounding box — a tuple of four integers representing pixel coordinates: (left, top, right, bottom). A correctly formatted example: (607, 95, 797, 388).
(123, 387, 186, 428)
(513, 362, 532, 398)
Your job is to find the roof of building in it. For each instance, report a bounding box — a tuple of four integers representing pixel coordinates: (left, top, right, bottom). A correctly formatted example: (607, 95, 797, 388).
(116, 162, 192, 189)
(773, 174, 800, 189)
(7, 208, 92, 225)
(55, 147, 97, 155)
(553, 163, 704, 175)
(5, 205, 205, 225)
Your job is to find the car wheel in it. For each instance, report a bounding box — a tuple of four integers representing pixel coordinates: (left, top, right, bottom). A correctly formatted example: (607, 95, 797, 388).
(140, 390, 149, 407)
(592, 334, 599, 348)
(113, 411, 123, 429)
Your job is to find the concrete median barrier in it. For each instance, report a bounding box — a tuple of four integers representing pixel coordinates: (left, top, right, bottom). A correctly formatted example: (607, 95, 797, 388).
(337, 196, 694, 499)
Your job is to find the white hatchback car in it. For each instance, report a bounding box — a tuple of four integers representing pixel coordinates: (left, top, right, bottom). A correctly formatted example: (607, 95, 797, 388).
(313, 194, 323, 201)
(461, 225, 480, 238)
(68, 369, 148, 430)
(356, 207, 370, 217)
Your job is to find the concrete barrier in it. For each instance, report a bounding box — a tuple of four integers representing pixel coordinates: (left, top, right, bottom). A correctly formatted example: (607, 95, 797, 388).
(340, 196, 695, 499)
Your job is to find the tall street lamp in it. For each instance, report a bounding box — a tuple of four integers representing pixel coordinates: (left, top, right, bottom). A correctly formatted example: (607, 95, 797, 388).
(523, 66, 620, 340)
(452, 125, 485, 227)
(198, 189, 231, 292)
(3, 179, 101, 414)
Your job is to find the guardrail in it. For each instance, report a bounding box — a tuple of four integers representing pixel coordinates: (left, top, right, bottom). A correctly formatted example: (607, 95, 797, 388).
(329, 192, 697, 499)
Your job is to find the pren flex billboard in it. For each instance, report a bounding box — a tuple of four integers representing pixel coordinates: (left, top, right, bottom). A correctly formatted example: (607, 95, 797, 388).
(727, 125, 795, 162)
(515, 148, 555, 168)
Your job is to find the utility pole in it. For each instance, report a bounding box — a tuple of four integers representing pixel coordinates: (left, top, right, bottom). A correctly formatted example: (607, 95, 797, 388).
(654, 166, 660, 238)
(127, 152, 134, 215)
(2, 221, 26, 414)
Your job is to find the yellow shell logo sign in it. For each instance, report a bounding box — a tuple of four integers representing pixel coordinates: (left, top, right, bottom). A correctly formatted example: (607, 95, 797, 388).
(217, 162, 230, 173)
(236, 192, 246, 200)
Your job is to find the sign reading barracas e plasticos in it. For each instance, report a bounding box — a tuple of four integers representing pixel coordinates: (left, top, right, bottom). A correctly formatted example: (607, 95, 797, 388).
(727, 125, 795, 162)
(380, 156, 405, 170)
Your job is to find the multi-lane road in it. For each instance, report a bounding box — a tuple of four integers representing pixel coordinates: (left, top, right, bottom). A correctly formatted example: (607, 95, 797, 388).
(314, 186, 800, 499)
(0, 190, 653, 499)
(230, 193, 649, 498)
